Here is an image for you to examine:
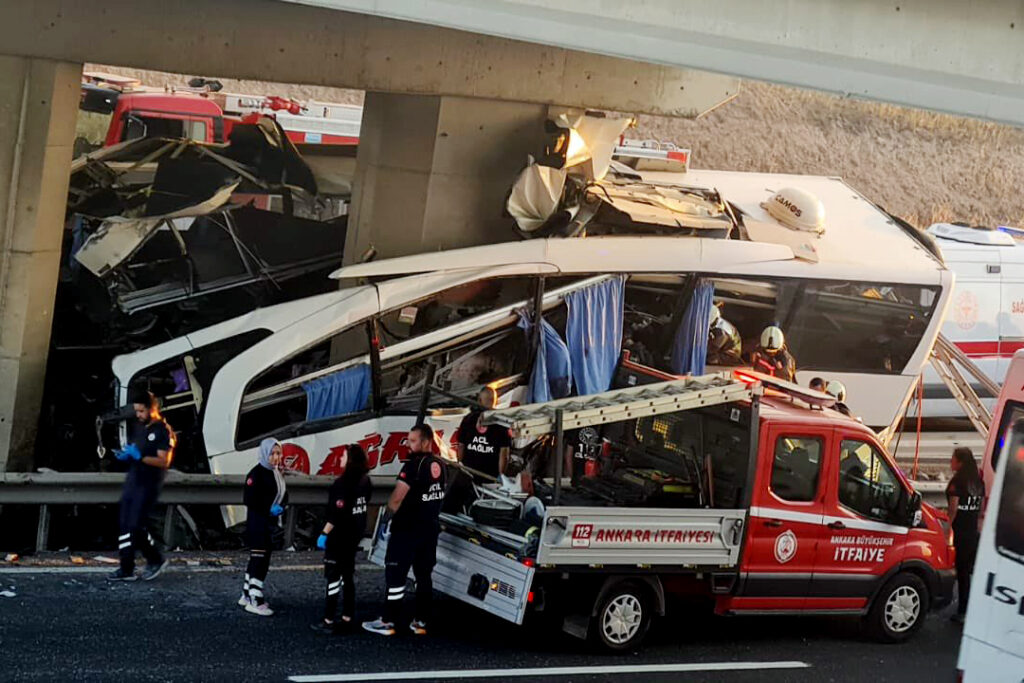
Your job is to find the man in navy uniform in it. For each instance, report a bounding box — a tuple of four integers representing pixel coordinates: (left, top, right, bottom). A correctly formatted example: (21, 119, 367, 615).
(107, 390, 173, 582)
(363, 423, 447, 636)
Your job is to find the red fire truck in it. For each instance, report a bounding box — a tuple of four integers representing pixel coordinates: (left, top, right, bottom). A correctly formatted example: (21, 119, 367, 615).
(371, 368, 954, 651)
(76, 72, 360, 153)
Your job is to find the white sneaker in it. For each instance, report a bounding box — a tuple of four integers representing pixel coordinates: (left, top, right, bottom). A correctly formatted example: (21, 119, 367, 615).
(237, 593, 250, 607)
(361, 618, 395, 636)
(245, 601, 274, 617)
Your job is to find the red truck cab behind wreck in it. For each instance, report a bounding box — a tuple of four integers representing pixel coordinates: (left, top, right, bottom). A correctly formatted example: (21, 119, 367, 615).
(720, 389, 954, 631)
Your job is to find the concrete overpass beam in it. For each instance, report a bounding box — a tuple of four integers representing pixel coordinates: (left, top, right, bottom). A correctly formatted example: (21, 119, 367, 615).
(3, 0, 738, 119)
(0, 56, 81, 472)
(345, 93, 548, 263)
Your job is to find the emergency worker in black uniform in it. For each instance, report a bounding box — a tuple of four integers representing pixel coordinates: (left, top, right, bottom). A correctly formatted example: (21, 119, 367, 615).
(946, 446, 985, 623)
(747, 325, 797, 382)
(363, 424, 447, 637)
(107, 390, 173, 582)
(239, 437, 287, 616)
(456, 386, 511, 479)
(311, 445, 372, 634)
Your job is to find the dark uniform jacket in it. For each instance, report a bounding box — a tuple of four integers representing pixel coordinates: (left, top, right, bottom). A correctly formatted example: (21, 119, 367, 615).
(244, 465, 287, 546)
(326, 473, 371, 549)
(391, 453, 447, 536)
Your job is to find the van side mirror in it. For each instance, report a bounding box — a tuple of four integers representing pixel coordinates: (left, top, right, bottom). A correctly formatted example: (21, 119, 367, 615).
(905, 490, 923, 527)
(123, 114, 147, 142)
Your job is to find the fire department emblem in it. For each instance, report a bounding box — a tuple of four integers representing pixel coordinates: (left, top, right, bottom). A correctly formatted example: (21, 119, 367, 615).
(774, 530, 798, 564)
(953, 291, 978, 330)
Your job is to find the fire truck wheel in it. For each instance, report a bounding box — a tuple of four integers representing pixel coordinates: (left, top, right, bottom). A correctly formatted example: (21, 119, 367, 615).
(591, 580, 653, 652)
(865, 572, 930, 643)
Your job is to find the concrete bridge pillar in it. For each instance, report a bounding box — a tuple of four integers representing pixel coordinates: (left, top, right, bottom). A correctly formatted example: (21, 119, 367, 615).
(0, 56, 80, 472)
(344, 92, 549, 262)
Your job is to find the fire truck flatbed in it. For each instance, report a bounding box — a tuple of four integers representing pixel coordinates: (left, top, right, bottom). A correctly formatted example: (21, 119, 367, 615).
(370, 369, 953, 651)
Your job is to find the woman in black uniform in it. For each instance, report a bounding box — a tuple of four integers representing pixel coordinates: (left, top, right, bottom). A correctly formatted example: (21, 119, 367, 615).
(311, 445, 371, 633)
(240, 437, 287, 616)
(946, 446, 985, 623)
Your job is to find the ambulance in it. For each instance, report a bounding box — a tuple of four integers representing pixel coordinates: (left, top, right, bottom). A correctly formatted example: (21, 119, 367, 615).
(371, 367, 955, 651)
(923, 222, 1024, 418)
(957, 349, 1024, 681)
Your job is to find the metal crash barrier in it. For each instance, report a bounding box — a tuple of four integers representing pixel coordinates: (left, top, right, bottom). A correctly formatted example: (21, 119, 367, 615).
(0, 472, 393, 553)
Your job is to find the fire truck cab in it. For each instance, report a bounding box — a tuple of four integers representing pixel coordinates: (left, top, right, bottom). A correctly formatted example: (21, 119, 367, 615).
(371, 368, 954, 651)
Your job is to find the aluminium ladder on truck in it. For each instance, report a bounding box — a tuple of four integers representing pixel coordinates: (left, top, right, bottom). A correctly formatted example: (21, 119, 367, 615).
(369, 372, 759, 625)
(930, 333, 999, 439)
(878, 333, 997, 451)
(481, 371, 758, 439)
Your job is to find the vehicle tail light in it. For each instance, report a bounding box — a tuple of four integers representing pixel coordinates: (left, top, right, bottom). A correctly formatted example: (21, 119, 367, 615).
(522, 557, 535, 568)
(527, 591, 535, 604)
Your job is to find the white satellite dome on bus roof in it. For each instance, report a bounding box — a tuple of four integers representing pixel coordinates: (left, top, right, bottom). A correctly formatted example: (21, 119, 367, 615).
(762, 187, 825, 234)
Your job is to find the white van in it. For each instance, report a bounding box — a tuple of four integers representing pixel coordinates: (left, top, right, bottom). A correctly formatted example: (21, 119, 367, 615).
(924, 223, 1024, 418)
(957, 348, 1024, 681)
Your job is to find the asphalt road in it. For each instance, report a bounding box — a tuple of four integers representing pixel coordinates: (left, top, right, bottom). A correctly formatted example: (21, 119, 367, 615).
(0, 554, 962, 683)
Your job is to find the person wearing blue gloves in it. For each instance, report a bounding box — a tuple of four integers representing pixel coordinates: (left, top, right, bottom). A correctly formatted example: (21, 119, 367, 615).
(311, 445, 372, 634)
(107, 390, 174, 582)
(240, 437, 287, 616)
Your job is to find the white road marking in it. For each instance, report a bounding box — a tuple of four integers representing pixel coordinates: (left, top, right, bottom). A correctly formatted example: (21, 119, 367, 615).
(288, 661, 811, 682)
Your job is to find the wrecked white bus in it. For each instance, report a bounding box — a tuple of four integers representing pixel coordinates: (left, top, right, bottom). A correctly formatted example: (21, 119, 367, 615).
(108, 169, 952, 507)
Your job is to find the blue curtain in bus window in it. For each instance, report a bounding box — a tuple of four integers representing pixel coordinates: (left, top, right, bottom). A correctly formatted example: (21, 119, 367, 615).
(302, 363, 371, 421)
(517, 311, 572, 403)
(565, 276, 626, 396)
(671, 279, 714, 375)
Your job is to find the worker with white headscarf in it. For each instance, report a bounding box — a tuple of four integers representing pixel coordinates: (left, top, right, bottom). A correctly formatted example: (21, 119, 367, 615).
(239, 437, 287, 616)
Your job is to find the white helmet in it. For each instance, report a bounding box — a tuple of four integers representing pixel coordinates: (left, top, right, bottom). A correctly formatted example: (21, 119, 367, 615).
(760, 325, 785, 353)
(826, 380, 847, 402)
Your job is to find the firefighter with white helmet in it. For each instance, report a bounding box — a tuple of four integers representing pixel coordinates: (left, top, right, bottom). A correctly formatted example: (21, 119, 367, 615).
(747, 324, 797, 382)
(707, 305, 742, 366)
(826, 380, 854, 417)
(825, 380, 847, 402)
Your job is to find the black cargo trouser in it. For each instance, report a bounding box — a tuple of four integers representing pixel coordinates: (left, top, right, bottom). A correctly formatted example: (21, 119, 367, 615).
(118, 479, 163, 573)
(954, 530, 980, 614)
(324, 531, 359, 620)
(383, 529, 438, 624)
(245, 513, 274, 604)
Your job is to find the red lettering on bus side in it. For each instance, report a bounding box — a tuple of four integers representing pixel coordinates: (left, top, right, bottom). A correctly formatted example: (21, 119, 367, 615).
(317, 444, 348, 476)
(359, 433, 383, 470)
(379, 431, 409, 465)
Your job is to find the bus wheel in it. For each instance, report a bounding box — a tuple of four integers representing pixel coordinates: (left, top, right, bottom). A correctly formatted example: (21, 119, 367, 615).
(591, 580, 652, 652)
(866, 573, 929, 643)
